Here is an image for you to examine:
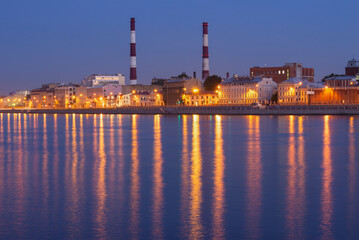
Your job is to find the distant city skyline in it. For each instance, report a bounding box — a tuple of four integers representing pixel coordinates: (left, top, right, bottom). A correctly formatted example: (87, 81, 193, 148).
(0, 0, 358, 95)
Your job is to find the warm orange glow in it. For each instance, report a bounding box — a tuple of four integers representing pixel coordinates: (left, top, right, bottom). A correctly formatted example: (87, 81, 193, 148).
(132, 90, 136, 94)
(286, 116, 306, 239)
(212, 115, 225, 239)
(245, 115, 262, 239)
(189, 115, 203, 239)
(130, 115, 140, 239)
(152, 115, 164, 239)
(93, 114, 107, 239)
(181, 115, 190, 238)
(192, 88, 199, 93)
(347, 117, 356, 227)
(320, 115, 333, 239)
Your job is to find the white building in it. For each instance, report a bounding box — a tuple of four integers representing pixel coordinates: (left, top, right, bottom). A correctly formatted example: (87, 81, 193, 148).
(82, 74, 125, 87)
(219, 76, 277, 104)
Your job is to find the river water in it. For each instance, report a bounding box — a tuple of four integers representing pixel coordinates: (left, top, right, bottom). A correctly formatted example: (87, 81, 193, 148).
(0, 113, 358, 239)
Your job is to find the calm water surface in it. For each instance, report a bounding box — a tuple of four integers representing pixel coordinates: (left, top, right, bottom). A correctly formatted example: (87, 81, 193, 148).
(0, 113, 358, 239)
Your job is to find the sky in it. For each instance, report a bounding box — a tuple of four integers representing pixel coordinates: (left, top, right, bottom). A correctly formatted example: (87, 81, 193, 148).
(0, 0, 358, 95)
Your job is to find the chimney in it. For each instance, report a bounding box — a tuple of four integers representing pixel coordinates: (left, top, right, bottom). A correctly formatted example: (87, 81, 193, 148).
(202, 22, 209, 81)
(130, 18, 137, 85)
(226, 72, 229, 79)
(193, 71, 196, 79)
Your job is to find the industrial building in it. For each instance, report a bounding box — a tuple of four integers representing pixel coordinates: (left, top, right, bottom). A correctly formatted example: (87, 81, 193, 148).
(250, 63, 314, 83)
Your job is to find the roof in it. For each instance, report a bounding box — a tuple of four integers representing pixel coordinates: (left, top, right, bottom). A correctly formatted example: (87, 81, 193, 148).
(57, 83, 81, 88)
(280, 77, 305, 84)
(326, 76, 355, 81)
(221, 77, 263, 85)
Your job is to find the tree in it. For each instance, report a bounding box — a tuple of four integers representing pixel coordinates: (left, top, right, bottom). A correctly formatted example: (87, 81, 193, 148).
(177, 73, 189, 79)
(271, 91, 278, 103)
(203, 75, 222, 91)
(321, 73, 345, 82)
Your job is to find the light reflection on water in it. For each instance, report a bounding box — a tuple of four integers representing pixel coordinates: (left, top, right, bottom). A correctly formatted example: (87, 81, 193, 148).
(320, 116, 333, 240)
(286, 116, 306, 240)
(0, 114, 358, 239)
(245, 115, 262, 239)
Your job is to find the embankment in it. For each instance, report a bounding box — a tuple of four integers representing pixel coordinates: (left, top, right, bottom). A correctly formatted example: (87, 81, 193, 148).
(2, 105, 359, 115)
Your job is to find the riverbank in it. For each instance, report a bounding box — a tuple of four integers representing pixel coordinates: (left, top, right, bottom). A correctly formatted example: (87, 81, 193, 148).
(2, 105, 359, 115)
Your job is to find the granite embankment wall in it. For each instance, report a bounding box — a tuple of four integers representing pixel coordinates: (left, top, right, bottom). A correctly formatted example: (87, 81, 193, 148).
(2, 105, 359, 115)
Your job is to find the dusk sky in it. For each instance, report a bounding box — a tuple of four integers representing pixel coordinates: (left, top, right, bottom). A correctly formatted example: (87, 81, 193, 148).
(0, 0, 358, 95)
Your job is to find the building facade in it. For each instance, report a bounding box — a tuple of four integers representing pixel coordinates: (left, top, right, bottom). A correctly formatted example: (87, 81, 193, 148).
(309, 87, 359, 105)
(118, 91, 163, 107)
(325, 76, 356, 88)
(87, 84, 122, 108)
(219, 77, 277, 105)
(182, 91, 219, 106)
(82, 74, 125, 87)
(162, 77, 202, 105)
(1, 90, 29, 108)
(278, 77, 324, 105)
(54, 83, 88, 108)
(250, 63, 314, 83)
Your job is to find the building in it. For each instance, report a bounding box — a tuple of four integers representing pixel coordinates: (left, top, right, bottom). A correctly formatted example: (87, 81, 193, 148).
(309, 86, 359, 104)
(121, 84, 161, 95)
(162, 77, 202, 105)
(87, 84, 122, 108)
(325, 75, 356, 88)
(308, 75, 359, 104)
(54, 83, 88, 108)
(218, 76, 277, 105)
(1, 90, 29, 108)
(118, 91, 163, 107)
(182, 90, 219, 106)
(278, 77, 324, 105)
(82, 74, 125, 87)
(29, 84, 58, 108)
(345, 58, 359, 76)
(250, 63, 314, 83)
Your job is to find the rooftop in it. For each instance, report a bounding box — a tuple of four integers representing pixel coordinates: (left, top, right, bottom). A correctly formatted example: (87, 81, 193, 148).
(221, 77, 264, 85)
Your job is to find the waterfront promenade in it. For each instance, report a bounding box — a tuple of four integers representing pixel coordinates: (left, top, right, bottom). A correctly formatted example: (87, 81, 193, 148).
(2, 105, 359, 115)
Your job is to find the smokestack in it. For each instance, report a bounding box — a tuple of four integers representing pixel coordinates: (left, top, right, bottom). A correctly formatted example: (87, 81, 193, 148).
(130, 18, 137, 85)
(202, 22, 209, 81)
(193, 71, 196, 79)
(226, 72, 229, 79)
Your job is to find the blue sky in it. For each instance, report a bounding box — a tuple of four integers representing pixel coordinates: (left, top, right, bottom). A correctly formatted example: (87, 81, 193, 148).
(0, 0, 358, 94)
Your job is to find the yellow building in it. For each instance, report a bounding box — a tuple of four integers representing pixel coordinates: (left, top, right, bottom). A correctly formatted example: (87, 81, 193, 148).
(182, 90, 219, 106)
(278, 77, 323, 105)
(219, 76, 277, 105)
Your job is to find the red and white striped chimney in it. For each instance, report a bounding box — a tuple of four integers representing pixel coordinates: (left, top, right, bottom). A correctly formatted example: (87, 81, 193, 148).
(130, 18, 137, 85)
(202, 22, 209, 81)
